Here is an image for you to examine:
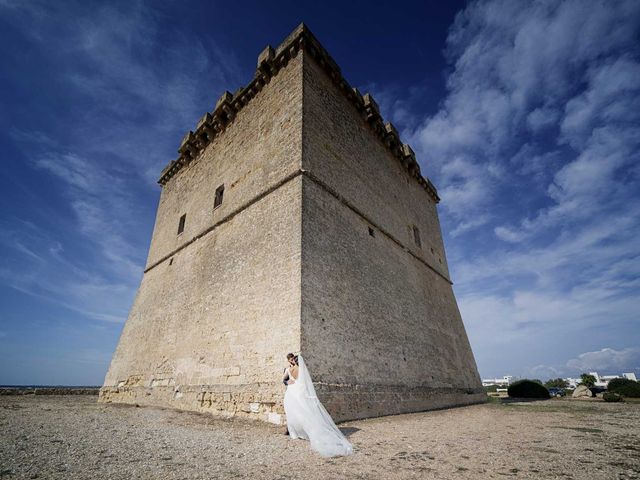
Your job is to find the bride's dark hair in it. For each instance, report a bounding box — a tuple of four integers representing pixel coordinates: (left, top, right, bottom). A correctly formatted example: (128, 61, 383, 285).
(293, 354, 299, 365)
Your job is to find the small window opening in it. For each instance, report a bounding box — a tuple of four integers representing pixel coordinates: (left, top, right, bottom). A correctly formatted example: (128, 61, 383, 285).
(214, 184, 224, 209)
(368, 227, 375, 237)
(169, 258, 174, 266)
(412, 225, 421, 248)
(177, 214, 186, 235)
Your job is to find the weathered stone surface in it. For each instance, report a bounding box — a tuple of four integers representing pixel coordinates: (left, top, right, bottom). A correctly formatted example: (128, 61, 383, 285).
(300, 49, 484, 420)
(100, 24, 485, 424)
(572, 385, 592, 397)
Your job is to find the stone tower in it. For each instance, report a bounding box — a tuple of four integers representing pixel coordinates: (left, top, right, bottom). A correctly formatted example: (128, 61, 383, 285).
(99, 24, 485, 424)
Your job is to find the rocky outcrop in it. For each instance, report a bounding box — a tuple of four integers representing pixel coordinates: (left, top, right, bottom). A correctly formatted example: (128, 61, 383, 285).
(572, 385, 592, 398)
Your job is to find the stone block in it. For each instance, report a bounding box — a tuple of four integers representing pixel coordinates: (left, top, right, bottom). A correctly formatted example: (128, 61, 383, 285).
(362, 93, 379, 114)
(257, 45, 275, 68)
(215, 91, 233, 109)
(267, 412, 282, 425)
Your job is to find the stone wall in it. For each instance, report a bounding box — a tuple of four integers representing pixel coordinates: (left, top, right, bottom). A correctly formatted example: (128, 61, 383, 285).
(100, 52, 304, 425)
(145, 53, 303, 270)
(300, 50, 484, 421)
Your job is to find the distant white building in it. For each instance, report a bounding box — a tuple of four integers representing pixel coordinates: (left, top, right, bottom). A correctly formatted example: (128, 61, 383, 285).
(564, 372, 638, 388)
(482, 375, 513, 387)
(564, 377, 580, 388)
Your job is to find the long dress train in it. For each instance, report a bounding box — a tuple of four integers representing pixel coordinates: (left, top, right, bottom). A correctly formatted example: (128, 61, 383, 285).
(283, 355, 353, 457)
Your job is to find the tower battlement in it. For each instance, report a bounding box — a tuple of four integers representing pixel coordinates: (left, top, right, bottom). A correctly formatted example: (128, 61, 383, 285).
(158, 24, 439, 203)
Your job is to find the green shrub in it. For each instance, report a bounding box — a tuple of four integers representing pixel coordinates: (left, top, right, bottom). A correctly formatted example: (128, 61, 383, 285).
(607, 378, 638, 393)
(610, 380, 640, 398)
(507, 380, 550, 399)
(603, 392, 623, 402)
(607, 378, 632, 392)
(484, 385, 498, 393)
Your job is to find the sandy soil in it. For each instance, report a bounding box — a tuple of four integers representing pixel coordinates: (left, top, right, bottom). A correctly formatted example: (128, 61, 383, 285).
(0, 395, 638, 479)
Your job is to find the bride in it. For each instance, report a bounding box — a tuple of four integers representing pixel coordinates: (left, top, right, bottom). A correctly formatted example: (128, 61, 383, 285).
(283, 354, 353, 457)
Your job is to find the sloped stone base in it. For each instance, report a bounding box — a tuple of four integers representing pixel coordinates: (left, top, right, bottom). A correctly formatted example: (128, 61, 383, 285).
(99, 382, 486, 425)
(98, 383, 286, 424)
(315, 384, 487, 423)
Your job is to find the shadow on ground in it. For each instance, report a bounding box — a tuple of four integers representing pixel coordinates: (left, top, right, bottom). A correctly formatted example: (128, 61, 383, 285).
(339, 427, 361, 437)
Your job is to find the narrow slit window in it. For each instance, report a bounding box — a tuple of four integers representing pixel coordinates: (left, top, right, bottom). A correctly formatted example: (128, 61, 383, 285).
(412, 225, 421, 248)
(177, 214, 186, 235)
(214, 184, 224, 209)
(368, 227, 375, 237)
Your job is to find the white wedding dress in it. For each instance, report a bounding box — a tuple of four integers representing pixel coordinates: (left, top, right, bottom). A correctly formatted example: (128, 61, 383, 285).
(283, 355, 353, 457)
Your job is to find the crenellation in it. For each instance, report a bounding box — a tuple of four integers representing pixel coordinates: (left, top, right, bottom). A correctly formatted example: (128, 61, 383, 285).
(350, 87, 364, 106)
(156, 24, 439, 203)
(195, 113, 208, 131)
(178, 131, 195, 155)
(383, 122, 400, 148)
(362, 92, 380, 116)
(216, 90, 233, 109)
(257, 45, 275, 69)
(196, 112, 214, 137)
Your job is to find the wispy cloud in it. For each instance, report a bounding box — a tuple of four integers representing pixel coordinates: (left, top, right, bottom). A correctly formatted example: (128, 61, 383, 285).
(527, 347, 640, 378)
(1, 1, 241, 326)
(400, 0, 640, 377)
(0, 219, 131, 323)
(566, 347, 640, 374)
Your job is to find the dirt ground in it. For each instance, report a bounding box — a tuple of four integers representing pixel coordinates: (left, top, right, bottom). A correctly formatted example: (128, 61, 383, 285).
(0, 395, 638, 479)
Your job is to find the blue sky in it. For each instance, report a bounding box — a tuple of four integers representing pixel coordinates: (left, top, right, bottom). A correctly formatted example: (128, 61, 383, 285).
(1, 0, 638, 385)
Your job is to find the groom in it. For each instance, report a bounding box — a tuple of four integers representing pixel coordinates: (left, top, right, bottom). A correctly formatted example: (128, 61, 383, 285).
(282, 352, 296, 386)
(282, 353, 296, 435)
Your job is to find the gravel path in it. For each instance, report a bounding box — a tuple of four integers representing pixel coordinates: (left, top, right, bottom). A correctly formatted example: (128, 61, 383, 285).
(0, 396, 638, 479)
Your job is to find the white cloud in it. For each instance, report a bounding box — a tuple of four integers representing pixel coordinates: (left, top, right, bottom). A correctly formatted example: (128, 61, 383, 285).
(2, 1, 240, 324)
(416, 0, 640, 378)
(450, 215, 490, 237)
(360, 2, 640, 381)
(409, 0, 640, 227)
(493, 226, 525, 243)
(0, 221, 132, 324)
(526, 106, 559, 133)
(566, 347, 640, 374)
(561, 57, 640, 148)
